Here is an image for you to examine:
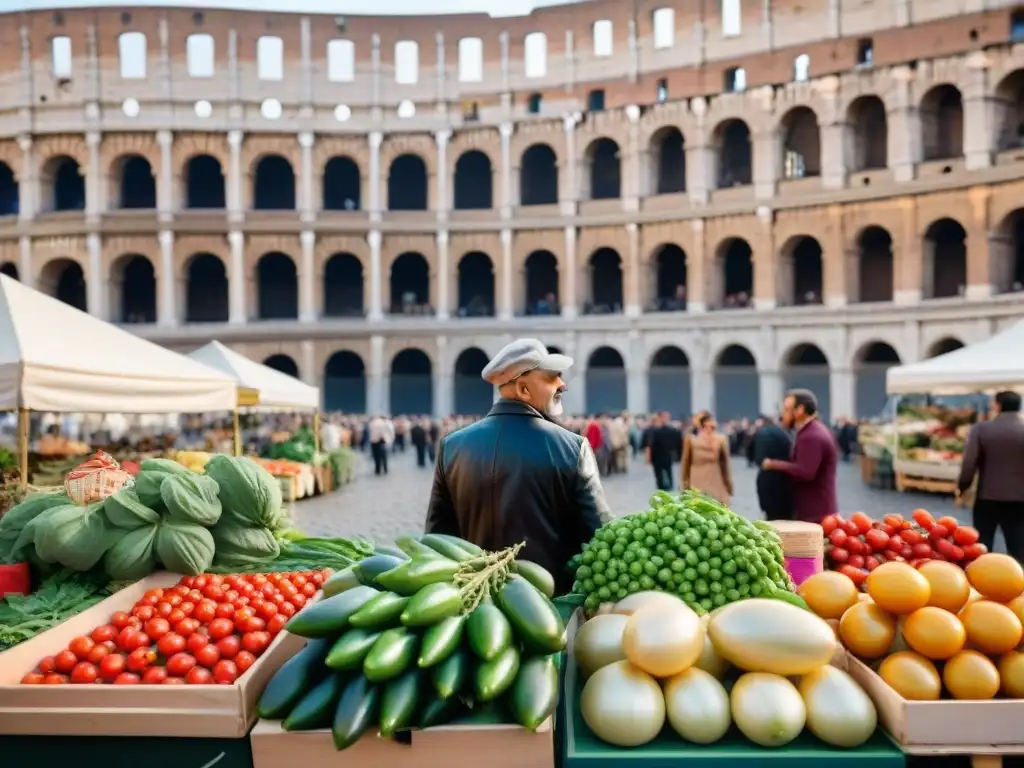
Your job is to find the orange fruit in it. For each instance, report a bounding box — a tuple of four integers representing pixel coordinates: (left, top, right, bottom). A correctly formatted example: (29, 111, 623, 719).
(866, 562, 931, 615)
(878, 651, 942, 701)
(917, 561, 971, 613)
(902, 606, 966, 660)
(998, 651, 1024, 698)
(839, 601, 897, 659)
(1004, 594, 1024, 629)
(967, 554, 1024, 603)
(798, 571, 860, 620)
(960, 600, 1023, 655)
(943, 650, 1000, 700)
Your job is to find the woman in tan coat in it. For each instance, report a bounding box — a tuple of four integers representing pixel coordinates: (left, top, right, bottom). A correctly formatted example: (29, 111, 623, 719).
(682, 412, 734, 506)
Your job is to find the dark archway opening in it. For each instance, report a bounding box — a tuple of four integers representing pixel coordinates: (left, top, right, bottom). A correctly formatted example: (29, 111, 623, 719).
(388, 154, 428, 211)
(653, 128, 685, 194)
(117, 255, 156, 323)
(391, 349, 433, 415)
(857, 226, 894, 302)
(324, 351, 366, 413)
(118, 155, 156, 209)
(185, 253, 228, 323)
(783, 344, 831, 422)
(720, 239, 753, 307)
(323, 156, 361, 211)
(264, 354, 299, 378)
(0, 162, 17, 216)
(323, 253, 364, 317)
(454, 348, 492, 415)
(40, 259, 87, 311)
(48, 156, 85, 212)
(253, 155, 296, 210)
(524, 250, 559, 314)
(928, 338, 964, 358)
(0, 262, 18, 279)
(653, 244, 687, 311)
(780, 107, 821, 178)
(648, 346, 691, 418)
(256, 252, 298, 319)
(587, 138, 621, 200)
(847, 96, 888, 171)
(586, 346, 626, 414)
(924, 218, 967, 299)
(921, 84, 964, 161)
(185, 154, 226, 209)
(457, 251, 494, 317)
(714, 345, 759, 421)
(453, 151, 493, 210)
(994, 69, 1024, 150)
(1005, 211, 1024, 292)
(520, 144, 558, 206)
(390, 252, 430, 314)
(587, 248, 623, 313)
(715, 120, 752, 187)
(855, 342, 901, 418)
(790, 237, 823, 305)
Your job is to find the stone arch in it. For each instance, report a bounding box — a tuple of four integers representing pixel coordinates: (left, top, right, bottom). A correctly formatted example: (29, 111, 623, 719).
(854, 225, 894, 303)
(584, 137, 621, 200)
(779, 106, 821, 179)
(586, 345, 627, 415)
(453, 150, 493, 210)
(923, 217, 967, 299)
(183, 154, 226, 209)
(453, 347, 492, 415)
(183, 252, 229, 323)
(457, 251, 494, 317)
(713, 344, 759, 420)
(109, 253, 156, 324)
(38, 257, 87, 311)
(110, 154, 156, 210)
(648, 345, 691, 418)
(993, 68, 1024, 151)
(390, 348, 433, 415)
(649, 126, 685, 195)
(389, 251, 431, 314)
(920, 84, 964, 161)
(854, 341, 901, 418)
(323, 252, 364, 317)
(40, 155, 85, 213)
(519, 143, 558, 206)
(264, 354, 299, 378)
(388, 154, 429, 211)
(782, 343, 831, 421)
(586, 247, 623, 313)
(990, 208, 1024, 294)
(322, 155, 362, 211)
(714, 237, 754, 308)
(711, 118, 752, 188)
(324, 350, 366, 413)
(0, 160, 18, 216)
(523, 249, 560, 314)
(649, 243, 688, 311)
(927, 337, 964, 358)
(255, 251, 298, 320)
(846, 96, 888, 171)
(252, 155, 296, 210)
(778, 235, 824, 306)
(172, 133, 229, 172)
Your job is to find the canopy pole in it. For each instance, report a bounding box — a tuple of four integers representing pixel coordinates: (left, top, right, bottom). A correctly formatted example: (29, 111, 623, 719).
(314, 410, 321, 453)
(233, 408, 241, 457)
(17, 408, 29, 489)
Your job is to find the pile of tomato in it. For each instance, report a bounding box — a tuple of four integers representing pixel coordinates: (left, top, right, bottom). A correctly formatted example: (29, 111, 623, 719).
(21, 570, 331, 685)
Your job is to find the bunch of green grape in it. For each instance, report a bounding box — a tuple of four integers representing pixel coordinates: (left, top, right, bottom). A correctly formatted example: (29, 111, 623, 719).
(569, 490, 792, 615)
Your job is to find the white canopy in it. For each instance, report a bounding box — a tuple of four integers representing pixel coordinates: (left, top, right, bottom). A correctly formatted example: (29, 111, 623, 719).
(886, 321, 1024, 395)
(188, 341, 320, 410)
(0, 274, 239, 413)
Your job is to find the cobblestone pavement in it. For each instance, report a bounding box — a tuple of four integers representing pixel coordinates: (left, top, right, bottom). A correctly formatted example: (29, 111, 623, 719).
(293, 449, 971, 547)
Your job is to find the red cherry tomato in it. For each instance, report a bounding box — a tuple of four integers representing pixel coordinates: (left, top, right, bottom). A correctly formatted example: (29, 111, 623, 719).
(54, 649, 79, 674)
(187, 633, 211, 654)
(186, 665, 214, 685)
(195, 644, 221, 669)
(91, 624, 119, 644)
(70, 661, 98, 684)
(165, 652, 197, 677)
(68, 636, 96, 660)
(157, 632, 187, 657)
(126, 647, 157, 673)
(953, 526, 980, 546)
(828, 546, 849, 564)
(213, 660, 238, 685)
(234, 651, 257, 675)
(142, 666, 169, 684)
(207, 618, 234, 641)
(113, 672, 141, 685)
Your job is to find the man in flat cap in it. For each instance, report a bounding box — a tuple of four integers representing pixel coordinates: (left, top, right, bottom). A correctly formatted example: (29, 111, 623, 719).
(424, 338, 611, 592)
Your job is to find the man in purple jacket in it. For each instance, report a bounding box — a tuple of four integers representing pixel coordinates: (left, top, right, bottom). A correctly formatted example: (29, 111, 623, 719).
(761, 389, 839, 523)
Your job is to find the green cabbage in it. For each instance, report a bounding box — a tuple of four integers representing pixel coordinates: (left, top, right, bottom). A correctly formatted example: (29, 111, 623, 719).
(205, 455, 285, 531)
(33, 502, 120, 572)
(104, 526, 159, 580)
(155, 519, 215, 576)
(212, 522, 281, 563)
(134, 459, 189, 508)
(0, 490, 69, 564)
(104, 487, 160, 530)
(161, 473, 222, 527)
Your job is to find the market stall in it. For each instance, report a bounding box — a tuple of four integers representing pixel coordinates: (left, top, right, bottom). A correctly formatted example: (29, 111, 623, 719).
(884, 321, 1024, 496)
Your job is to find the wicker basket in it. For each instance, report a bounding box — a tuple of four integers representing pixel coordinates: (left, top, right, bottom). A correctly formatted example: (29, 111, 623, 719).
(768, 520, 825, 559)
(63, 451, 133, 505)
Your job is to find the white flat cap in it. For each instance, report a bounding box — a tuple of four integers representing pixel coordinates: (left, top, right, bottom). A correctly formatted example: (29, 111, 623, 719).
(481, 338, 574, 386)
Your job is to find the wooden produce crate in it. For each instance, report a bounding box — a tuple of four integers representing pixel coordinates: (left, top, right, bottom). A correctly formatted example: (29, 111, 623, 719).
(0, 573, 305, 738)
(836, 647, 1024, 766)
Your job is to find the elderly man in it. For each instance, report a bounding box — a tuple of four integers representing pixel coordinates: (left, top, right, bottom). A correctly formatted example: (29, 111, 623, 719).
(424, 338, 611, 592)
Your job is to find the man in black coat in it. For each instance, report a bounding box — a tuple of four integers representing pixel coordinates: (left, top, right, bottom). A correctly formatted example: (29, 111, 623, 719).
(752, 416, 794, 521)
(410, 418, 428, 468)
(424, 339, 611, 593)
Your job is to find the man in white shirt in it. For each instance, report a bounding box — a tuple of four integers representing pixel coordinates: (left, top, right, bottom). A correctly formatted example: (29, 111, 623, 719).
(368, 415, 395, 476)
(320, 418, 342, 452)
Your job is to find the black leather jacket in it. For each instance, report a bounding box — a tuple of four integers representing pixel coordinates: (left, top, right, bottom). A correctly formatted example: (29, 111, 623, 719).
(425, 400, 611, 593)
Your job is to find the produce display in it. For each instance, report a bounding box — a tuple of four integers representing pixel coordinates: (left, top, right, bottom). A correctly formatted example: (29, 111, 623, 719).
(823, 509, 986, 584)
(895, 403, 973, 461)
(572, 591, 878, 749)
(568, 490, 798, 616)
(801, 553, 1024, 700)
(18, 571, 330, 685)
(257, 532, 565, 749)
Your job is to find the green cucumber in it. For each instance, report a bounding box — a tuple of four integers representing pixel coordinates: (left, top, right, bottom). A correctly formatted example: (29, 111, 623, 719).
(256, 638, 333, 719)
(430, 533, 483, 555)
(417, 614, 466, 668)
(511, 560, 556, 599)
(322, 566, 362, 598)
(352, 554, 407, 587)
(286, 585, 380, 638)
(363, 626, 419, 683)
(429, 646, 469, 699)
(374, 545, 410, 560)
(376, 557, 458, 595)
(466, 601, 513, 661)
(419, 693, 464, 728)
(419, 533, 474, 562)
(394, 535, 444, 560)
(325, 628, 381, 670)
(332, 674, 379, 751)
(495, 576, 566, 653)
(510, 655, 559, 731)
(474, 645, 520, 702)
(379, 668, 422, 737)
(283, 673, 345, 731)
(348, 591, 411, 630)
(400, 582, 462, 627)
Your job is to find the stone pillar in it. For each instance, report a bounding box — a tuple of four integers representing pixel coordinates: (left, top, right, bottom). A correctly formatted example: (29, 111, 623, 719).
(759, 369, 784, 416)
(887, 66, 919, 183)
(300, 340, 316, 390)
(623, 105, 641, 212)
(560, 114, 579, 215)
(434, 335, 453, 417)
(367, 230, 383, 320)
(18, 135, 35, 221)
(752, 123, 779, 200)
(562, 226, 578, 318)
(85, 130, 101, 220)
(963, 52, 993, 171)
(156, 129, 174, 220)
(18, 236, 33, 290)
(499, 122, 513, 219)
(626, 330, 647, 414)
(830, 367, 855, 420)
(691, 365, 714, 414)
(157, 230, 176, 326)
(436, 230, 450, 319)
(824, 203, 847, 306)
(964, 186, 993, 299)
(369, 334, 386, 414)
(299, 230, 316, 321)
(561, 332, 585, 416)
(298, 131, 315, 222)
(227, 130, 243, 221)
(753, 206, 777, 310)
(435, 129, 450, 219)
(686, 98, 711, 205)
(820, 119, 846, 190)
(368, 131, 383, 220)
(894, 198, 922, 305)
(499, 229, 513, 320)
(624, 222, 641, 316)
(688, 219, 707, 313)
(228, 230, 245, 323)
(87, 233, 104, 318)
